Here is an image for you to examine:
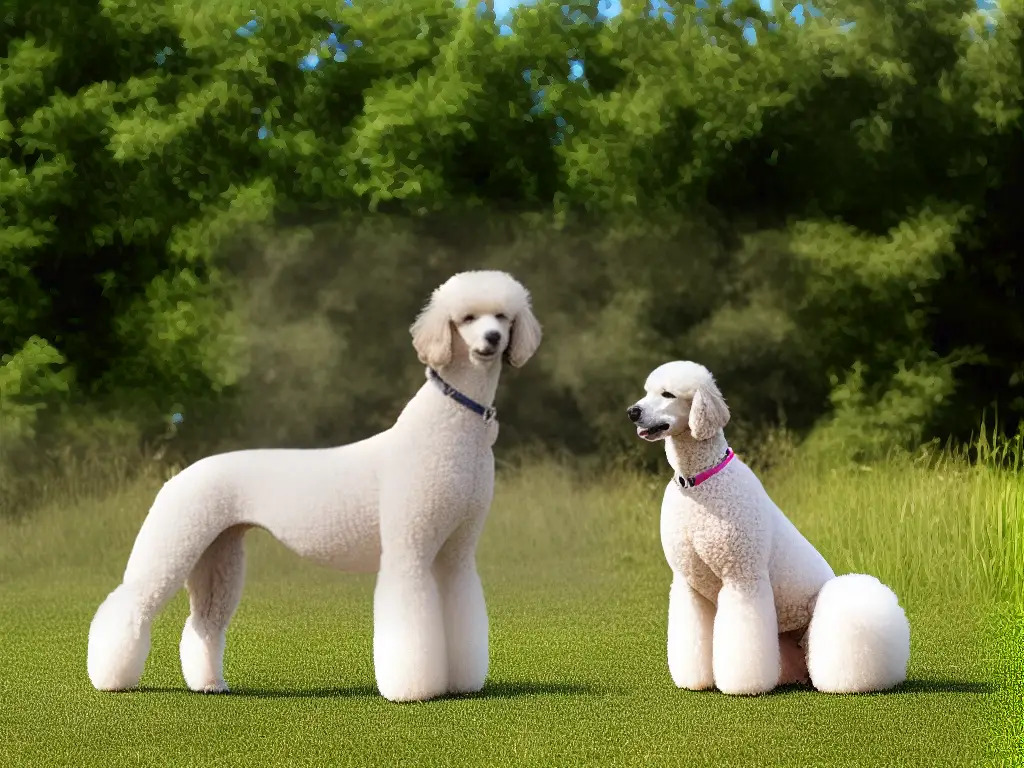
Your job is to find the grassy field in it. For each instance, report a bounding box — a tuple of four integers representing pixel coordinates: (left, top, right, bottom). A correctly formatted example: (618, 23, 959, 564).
(0, 449, 1021, 767)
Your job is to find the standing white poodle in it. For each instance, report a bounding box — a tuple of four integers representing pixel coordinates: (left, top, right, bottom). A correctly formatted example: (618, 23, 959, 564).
(87, 271, 542, 702)
(627, 361, 911, 695)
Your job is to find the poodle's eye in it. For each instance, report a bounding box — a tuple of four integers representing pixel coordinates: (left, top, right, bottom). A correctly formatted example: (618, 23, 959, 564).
(495, 313, 507, 321)
(661, 391, 676, 399)
(461, 314, 476, 324)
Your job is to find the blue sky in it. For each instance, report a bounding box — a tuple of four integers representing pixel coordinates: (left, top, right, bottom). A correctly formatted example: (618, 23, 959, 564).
(483, 0, 820, 43)
(491, 0, 996, 23)
(495, 0, 774, 15)
(486, 0, 995, 43)
(244, 0, 999, 78)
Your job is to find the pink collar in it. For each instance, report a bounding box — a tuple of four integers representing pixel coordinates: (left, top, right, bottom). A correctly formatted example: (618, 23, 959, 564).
(676, 448, 735, 490)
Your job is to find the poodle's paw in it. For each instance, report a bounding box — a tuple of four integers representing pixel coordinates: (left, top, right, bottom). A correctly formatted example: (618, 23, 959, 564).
(376, 671, 449, 703)
(447, 681, 485, 696)
(87, 585, 150, 691)
(446, 666, 487, 696)
(194, 680, 230, 694)
(446, 640, 488, 695)
(374, 640, 449, 702)
(668, 638, 715, 690)
(714, 670, 778, 696)
(712, 627, 779, 695)
(180, 616, 228, 694)
(668, 634, 715, 691)
(673, 677, 715, 692)
(669, 663, 716, 692)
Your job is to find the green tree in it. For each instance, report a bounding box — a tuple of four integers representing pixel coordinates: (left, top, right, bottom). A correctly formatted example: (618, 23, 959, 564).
(1, 0, 1022, 498)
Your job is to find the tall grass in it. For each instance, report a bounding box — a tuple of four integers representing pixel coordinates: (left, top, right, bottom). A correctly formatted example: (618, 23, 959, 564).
(0, 413, 154, 520)
(764, 450, 1023, 609)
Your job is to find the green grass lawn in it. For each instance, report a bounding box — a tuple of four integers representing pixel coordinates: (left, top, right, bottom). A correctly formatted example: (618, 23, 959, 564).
(1, 453, 1021, 767)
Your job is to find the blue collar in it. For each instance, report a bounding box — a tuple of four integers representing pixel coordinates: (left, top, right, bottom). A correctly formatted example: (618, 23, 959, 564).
(428, 368, 497, 423)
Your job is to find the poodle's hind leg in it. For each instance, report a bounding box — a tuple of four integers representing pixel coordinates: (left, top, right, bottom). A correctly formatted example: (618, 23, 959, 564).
(88, 507, 213, 691)
(180, 525, 248, 694)
(372, 546, 448, 703)
(805, 573, 910, 694)
(667, 575, 715, 690)
(435, 522, 489, 695)
(712, 576, 781, 695)
(778, 630, 810, 686)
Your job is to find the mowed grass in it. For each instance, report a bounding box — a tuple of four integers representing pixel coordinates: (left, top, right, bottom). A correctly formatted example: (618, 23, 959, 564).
(0, 449, 1021, 767)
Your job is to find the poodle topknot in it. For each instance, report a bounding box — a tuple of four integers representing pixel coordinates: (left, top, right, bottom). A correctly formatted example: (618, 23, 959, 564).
(411, 270, 541, 370)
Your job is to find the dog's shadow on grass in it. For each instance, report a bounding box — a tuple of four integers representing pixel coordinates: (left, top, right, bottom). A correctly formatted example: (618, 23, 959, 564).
(136, 680, 609, 701)
(134, 678, 994, 699)
(750, 678, 996, 697)
(891, 679, 996, 695)
(450, 680, 614, 701)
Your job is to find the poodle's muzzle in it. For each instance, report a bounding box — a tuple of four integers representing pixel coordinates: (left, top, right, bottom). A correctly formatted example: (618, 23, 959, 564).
(626, 405, 669, 441)
(472, 330, 504, 361)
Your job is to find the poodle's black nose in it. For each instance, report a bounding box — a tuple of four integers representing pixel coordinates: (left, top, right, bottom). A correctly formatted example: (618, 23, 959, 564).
(484, 331, 501, 346)
(627, 406, 642, 422)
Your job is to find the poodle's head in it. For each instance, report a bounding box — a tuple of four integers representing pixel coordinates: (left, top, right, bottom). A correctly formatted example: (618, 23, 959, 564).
(410, 271, 542, 370)
(626, 361, 730, 442)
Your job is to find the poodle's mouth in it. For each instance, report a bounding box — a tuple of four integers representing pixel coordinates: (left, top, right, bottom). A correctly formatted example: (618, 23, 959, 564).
(472, 348, 499, 360)
(637, 424, 669, 441)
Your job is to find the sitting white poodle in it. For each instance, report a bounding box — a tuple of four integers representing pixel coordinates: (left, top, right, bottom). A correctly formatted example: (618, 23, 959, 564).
(627, 361, 911, 695)
(87, 270, 542, 702)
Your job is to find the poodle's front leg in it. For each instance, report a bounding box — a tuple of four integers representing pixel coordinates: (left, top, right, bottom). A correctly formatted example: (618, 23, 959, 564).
(435, 522, 489, 695)
(712, 576, 780, 695)
(667, 574, 715, 690)
(372, 547, 449, 703)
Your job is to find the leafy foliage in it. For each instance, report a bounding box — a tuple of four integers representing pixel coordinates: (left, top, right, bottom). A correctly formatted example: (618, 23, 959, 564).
(1, 0, 1023, 502)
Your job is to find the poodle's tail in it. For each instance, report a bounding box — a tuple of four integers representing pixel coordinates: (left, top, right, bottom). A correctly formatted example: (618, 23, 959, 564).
(87, 583, 153, 690)
(804, 573, 910, 694)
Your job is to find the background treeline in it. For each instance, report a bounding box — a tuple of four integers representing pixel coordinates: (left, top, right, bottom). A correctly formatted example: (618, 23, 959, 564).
(2, 0, 1022, 514)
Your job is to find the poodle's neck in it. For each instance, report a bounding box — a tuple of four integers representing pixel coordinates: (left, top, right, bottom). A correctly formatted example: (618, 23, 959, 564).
(430, 359, 502, 408)
(665, 432, 730, 478)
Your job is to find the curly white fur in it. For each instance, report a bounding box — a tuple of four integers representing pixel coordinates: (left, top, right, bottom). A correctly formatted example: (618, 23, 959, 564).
(87, 271, 542, 701)
(629, 361, 911, 695)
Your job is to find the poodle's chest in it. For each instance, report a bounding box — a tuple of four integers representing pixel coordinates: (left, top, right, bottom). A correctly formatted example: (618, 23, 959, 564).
(662, 507, 723, 602)
(661, 488, 769, 587)
(676, 538, 723, 604)
(393, 437, 495, 510)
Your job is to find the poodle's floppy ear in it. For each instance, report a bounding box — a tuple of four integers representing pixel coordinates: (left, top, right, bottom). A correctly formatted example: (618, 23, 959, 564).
(410, 293, 452, 369)
(688, 381, 730, 441)
(506, 302, 542, 368)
